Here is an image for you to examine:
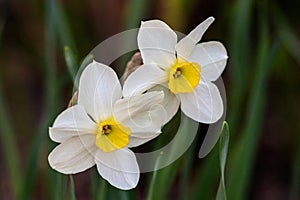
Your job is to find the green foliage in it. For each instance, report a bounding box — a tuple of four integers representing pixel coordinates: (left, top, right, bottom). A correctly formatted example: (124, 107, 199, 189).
(216, 122, 229, 200)
(69, 176, 76, 200)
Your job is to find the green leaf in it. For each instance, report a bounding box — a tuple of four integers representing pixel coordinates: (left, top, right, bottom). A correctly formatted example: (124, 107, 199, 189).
(21, 0, 60, 198)
(227, 5, 279, 198)
(146, 112, 198, 200)
(216, 122, 230, 200)
(178, 139, 197, 200)
(54, 174, 66, 200)
(190, 149, 219, 200)
(290, 127, 300, 200)
(69, 175, 76, 200)
(91, 169, 108, 200)
(147, 153, 163, 200)
(228, 0, 254, 131)
(54, 0, 77, 54)
(64, 46, 78, 81)
(0, 75, 23, 200)
(272, 4, 300, 66)
(0, 10, 23, 200)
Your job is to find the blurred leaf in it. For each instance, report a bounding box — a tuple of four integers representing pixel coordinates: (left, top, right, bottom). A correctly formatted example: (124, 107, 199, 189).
(190, 149, 219, 200)
(147, 153, 163, 200)
(272, 5, 300, 66)
(228, 0, 254, 131)
(21, 0, 60, 198)
(0, 73, 23, 200)
(146, 112, 198, 200)
(54, 174, 66, 200)
(92, 171, 104, 200)
(216, 122, 229, 200)
(290, 128, 300, 200)
(0, 15, 23, 200)
(118, 0, 150, 75)
(54, 0, 77, 54)
(64, 46, 78, 81)
(148, 160, 180, 200)
(125, 0, 149, 29)
(227, 5, 279, 198)
(178, 139, 197, 200)
(92, 169, 129, 200)
(69, 176, 76, 200)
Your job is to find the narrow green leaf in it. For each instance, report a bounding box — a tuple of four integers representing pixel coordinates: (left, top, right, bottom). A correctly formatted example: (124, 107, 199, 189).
(228, 0, 254, 131)
(178, 140, 197, 200)
(54, 0, 77, 54)
(54, 174, 66, 200)
(0, 13, 23, 200)
(147, 153, 163, 200)
(290, 128, 300, 200)
(118, 0, 150, 75)
(0, 77, 23, 200)
(272, 5, 300, 66)
(21, 0, 60, 198)
(125, 0, 149, 29)
(64, 46, 78, 81)
(216, 122, 230, 200)
(227, 5, 280, 198)
(69, 175, 76, 200)
(92, 169, 107, 200)
(146, 112, 198, 200)
(190, 149, 219, 200)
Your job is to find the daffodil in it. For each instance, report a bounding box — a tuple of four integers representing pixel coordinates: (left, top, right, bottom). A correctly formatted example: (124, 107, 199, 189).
(123, 17, 228, 123)
(48, 61, 165, 190)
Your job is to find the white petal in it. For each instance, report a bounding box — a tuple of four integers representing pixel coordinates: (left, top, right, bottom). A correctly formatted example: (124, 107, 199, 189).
(138, 20, 177, 69)
(50, 105, 97, 143)
(178, 80, 223, 123)
(175, 17, 215, 60)
(125, 107, 163, 147)
(125, 105, 165, 134)
(188, 41, 228, 81)
(95, 148, 139, 190)
(114, 91, 165, 134)
(78, 61, 122, 122)
(48, 135, 96, 174)
(148, 85, 180, 124)
(122, 64, 167, 97)
(114, 91, 164, 122)
(121, 103, 164, 147)
(127, 133, 160, 148)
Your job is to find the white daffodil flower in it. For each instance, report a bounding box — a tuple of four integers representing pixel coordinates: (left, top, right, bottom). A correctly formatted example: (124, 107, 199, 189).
(123, 17, 228, 124)
(48, 61, 165, 190)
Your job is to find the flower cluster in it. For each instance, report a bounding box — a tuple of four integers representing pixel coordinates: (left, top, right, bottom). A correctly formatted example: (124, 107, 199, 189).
(48, 17, 228, 190)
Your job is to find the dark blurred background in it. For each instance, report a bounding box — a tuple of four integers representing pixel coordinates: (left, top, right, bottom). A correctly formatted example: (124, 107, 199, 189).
(0, 0, 300, 199)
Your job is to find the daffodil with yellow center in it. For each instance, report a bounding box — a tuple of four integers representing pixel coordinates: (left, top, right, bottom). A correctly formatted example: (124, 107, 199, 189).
(48, 61, 165, 190)
(95, 117, 130, 152)
(168, 60, 200, 94)
(123, 17, 228, 124)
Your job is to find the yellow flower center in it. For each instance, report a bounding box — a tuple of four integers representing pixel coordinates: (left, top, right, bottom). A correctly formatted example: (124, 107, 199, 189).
(168, 60, 201, 94)
(95, 116, 130, 152)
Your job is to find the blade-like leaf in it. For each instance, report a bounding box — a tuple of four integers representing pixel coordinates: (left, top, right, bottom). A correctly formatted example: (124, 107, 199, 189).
(69, 175, 76, 200)
(21, 0, 60, 198)
(216, 121, 230, 200)
(227, 7, 279, 198)
(64, 46, 78, 81)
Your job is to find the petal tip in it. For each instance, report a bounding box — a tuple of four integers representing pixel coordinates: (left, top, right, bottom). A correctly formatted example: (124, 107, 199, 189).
(208, 16, 215, 21)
